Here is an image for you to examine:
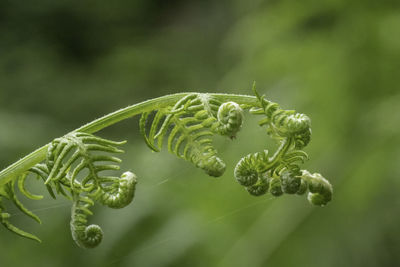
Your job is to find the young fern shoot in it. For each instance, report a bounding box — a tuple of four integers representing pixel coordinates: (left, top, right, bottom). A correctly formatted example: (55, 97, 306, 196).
(0, 85, 332, 248)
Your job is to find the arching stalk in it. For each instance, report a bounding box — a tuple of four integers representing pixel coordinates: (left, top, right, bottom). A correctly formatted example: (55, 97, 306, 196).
(0, 88, 332, 248)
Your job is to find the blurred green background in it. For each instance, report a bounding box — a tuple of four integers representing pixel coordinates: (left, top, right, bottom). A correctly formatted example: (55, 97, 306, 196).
(1, 0, 400, 266)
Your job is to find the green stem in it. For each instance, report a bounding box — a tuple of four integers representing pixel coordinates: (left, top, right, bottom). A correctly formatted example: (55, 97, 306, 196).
(0, 93, 258, 186)
(260, 137, 294, 173)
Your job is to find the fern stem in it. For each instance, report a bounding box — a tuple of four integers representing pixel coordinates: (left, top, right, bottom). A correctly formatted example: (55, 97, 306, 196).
(0, 93, 258, 186)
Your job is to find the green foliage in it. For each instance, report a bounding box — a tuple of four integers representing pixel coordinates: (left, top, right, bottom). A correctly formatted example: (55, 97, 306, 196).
(0, 179, 42, 243)
(233, 86, 331, 204)
(0, 87, 331, 249)
(1, 1, 399, 265)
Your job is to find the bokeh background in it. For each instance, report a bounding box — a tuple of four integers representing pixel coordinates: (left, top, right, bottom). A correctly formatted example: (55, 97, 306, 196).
(1, 0, 400, 266)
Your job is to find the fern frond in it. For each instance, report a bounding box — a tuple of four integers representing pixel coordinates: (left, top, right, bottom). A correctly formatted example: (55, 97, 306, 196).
(233, 85, 331, 204)
(70, 193, 103, 249)
(211, 101, 244, 138)
(95, 171, 137, 209)
(250, 86, 311, 148)
(140, 93, 243, 177)
(245, 173, 269, 196)
(24, 132, 137, 248)
(0, 197, 41, 242)
(38, 132, 139, 248)
(301, 170, 333, 206)
(234, 150, 270, 187)
(139, 110, 168, 152)
(0, 89, 332, 247)
(0, 179, 42, 243)
(4, 179, 41, 224)
(45, 132, 126, 192)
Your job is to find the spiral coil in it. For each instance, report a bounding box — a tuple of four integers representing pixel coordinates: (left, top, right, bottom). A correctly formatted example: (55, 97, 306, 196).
(233, 86, 332, 206)
(70, 193, 103, 249)
(140, 93, 244, 177)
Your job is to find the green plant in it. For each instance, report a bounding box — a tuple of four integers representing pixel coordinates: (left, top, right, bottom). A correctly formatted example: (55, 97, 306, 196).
(0, 85, 332, 248)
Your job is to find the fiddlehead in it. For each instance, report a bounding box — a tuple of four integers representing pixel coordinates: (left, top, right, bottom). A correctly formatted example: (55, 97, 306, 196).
(70, 193, 103, 249)
(42, 132, 138, 248)
(96, 171, 137, 209)
(140, 93, 243, 177)
(11, 132, 136, 248)
(0, 89, 332, 247)
(302, 170, 333, 206)
(245, 173, 269, 196)
(250, 88, 311, 148)
(213, 101, 244, 138)
(234, 150, 269, 187)
(233, 85, 332, 206)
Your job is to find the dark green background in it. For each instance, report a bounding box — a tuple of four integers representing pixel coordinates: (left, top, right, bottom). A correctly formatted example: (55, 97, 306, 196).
(1, 1, 399, 266)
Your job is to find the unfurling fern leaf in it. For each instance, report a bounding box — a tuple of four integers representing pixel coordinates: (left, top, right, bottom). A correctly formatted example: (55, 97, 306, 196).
(44, 132, 126, 193)
(0, 88, 332, 247)
(70, 193, 103, 249)
(140, 93, 243, 177)
(269, 177, 284, 197)
(250, 88, 311, 148)
(234, 150, 269, 186)
(302, 170, 333, 206)
(163, 94, 226, 177)
(233, 85, 331, 205)
(213, 101, 244, 138)
(42, 132, 137, 248)
(69, 171, 136, 248)
(245, 173, 269, 196)
(96, 171, 137, 209)
(281, 171, 301, 194)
